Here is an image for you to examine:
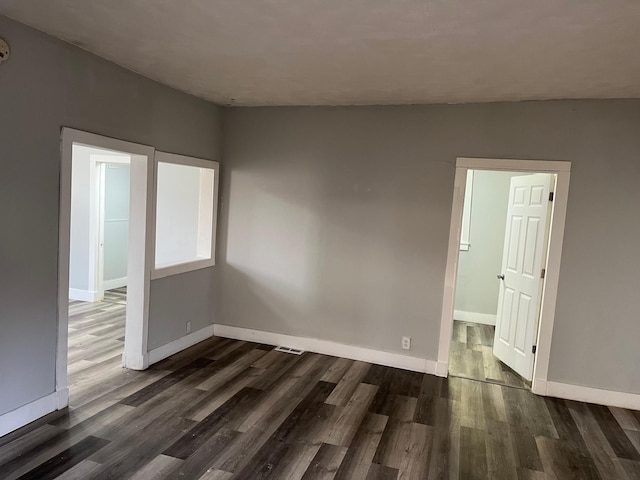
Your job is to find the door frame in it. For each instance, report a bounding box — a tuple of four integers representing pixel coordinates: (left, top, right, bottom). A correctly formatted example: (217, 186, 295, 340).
(436, 157, 571, 395)
(57, 128, 155, 408)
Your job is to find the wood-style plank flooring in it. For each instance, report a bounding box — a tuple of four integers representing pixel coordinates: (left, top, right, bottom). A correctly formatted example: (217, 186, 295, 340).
(65, 289, 127, 402)
(449, 320, 530, 389)
(1, 305, 640, 479)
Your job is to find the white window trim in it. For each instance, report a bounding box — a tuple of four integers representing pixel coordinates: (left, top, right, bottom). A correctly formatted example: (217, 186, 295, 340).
(150, 151, 220, 280)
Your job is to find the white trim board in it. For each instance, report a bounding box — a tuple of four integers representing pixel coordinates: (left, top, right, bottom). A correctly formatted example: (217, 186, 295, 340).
(453, 310, 496, 326)
(147, 325, 214, 365)
(538, 381, 640, 411)
(68, 288, 100, 303)
(0, 389, 68, 438)
(456, 157, 572, 172)
(214, 324, 438, 375)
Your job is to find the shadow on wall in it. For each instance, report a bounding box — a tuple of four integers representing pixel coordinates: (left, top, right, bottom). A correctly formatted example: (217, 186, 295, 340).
(216, 163, 442, 355)
(222, 173, 322, 338)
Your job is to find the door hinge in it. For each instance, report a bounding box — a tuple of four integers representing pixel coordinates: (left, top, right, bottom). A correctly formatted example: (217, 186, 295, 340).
(540, 268, 546, 279)
(532, 345, 537, 354)
(549, 192, 554, 202)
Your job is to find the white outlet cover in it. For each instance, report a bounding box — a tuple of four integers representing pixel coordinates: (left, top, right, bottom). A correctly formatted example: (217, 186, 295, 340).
(0, 38, 9, 63)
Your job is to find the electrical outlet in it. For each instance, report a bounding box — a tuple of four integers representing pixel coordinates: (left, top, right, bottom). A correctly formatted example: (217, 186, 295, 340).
(186, 321, 192, 334)
(402, 336, 411, 350)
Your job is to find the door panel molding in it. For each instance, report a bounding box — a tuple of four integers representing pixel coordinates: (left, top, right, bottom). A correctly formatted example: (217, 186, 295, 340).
(493, 173, 553, 381)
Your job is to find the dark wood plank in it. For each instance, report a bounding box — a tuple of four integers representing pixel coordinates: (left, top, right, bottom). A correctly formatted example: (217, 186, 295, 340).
(588, 403, 640, 460)
(166, 429, 238, 479)
(119, 357, 214, 407)
(364, 463, 398, 480)
(536, 436, 601, 480)
(334, 413, 388, 480)
(486, 420, 518, 479)
(459, 426, 488, 480)
(301, 443, 348, 480)
(163, 387, 262, 460)
(511, 432, 544, 472)
(16, 435, 109, 480)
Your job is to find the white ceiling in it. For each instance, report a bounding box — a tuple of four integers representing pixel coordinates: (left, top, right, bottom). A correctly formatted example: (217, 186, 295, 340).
(1, 0, 640, 106)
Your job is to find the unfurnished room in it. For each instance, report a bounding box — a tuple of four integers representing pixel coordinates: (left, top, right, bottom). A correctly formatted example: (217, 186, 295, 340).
(0, 1, 639, 479)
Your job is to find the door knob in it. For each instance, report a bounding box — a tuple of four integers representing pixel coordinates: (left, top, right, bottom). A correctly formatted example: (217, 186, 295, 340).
(497, 274, 505, 280)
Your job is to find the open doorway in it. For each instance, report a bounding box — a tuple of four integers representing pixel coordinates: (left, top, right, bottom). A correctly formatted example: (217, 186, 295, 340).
(449, 169, 555, 389)
(57, 128, 155, 410)
(67, 146, 131, 400)
(437, 158, 571, 396)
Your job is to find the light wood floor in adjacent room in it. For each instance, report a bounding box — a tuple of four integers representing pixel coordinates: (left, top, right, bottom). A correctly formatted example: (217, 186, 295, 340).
(449, 320, 530, 389)
(1, 304, 640, 479)
(66, 289, 127, 397)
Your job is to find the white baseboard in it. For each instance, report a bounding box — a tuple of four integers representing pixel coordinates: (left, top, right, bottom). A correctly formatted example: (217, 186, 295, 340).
(213, 324, 437, 375)
(56, 387, 69, 410)
(147, 325, 215, 366)
(453, 310, 496, 326)
(0, 388, 68, 438)
(122, 352, 148, 370)
(435, 361, 449, 378)
(69, 288, 100, 303)
(543, 381, 640, 410)
(103, 277, 127, 291)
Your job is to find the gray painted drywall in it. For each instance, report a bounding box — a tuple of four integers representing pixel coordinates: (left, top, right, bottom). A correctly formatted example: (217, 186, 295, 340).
(219, 101, 640, 395)
(103, 163, 130, 284)
(147, 268, 216, 350)
(454, 171, 523, 318)
(0, 15, 221, 416)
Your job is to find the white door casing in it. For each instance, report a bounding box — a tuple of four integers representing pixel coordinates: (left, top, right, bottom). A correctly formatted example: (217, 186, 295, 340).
(493, 173, 553, 380)
(59, 127, 155, 406)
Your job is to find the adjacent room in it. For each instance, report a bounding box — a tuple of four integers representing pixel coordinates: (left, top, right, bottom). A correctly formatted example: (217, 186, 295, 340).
(67, 144, 131, 406)
(1, 2, 640, 479)
(450, 169, 555, 390)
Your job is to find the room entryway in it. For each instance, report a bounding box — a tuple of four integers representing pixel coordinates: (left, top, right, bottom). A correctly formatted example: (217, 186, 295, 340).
(65, 140, 135, 404)
(437, 158, 571, 395)
(58, 128, 156, 410)
(447, 169, 555, 390)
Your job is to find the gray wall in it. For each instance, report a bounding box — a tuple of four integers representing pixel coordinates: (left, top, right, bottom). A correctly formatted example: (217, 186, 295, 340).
(0, 15, 221, 416)
(148, 268, 216, 350)
(454, 171, 522, 318)
(103, 163, 130, 284)
(219, 101, 640, 395)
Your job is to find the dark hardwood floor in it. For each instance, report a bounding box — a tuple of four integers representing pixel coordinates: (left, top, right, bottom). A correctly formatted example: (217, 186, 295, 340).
(449, 320, 530, 390)
(1, 303, 640, 479)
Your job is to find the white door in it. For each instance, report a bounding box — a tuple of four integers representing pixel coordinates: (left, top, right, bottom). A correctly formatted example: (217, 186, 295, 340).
(493, 173, 554, 380)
